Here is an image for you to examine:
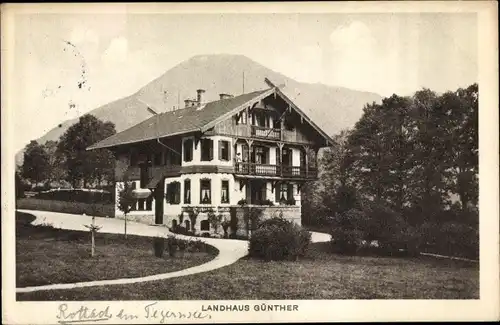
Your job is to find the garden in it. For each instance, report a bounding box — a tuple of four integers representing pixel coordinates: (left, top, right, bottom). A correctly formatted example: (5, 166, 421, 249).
(15, 211, 218, 288)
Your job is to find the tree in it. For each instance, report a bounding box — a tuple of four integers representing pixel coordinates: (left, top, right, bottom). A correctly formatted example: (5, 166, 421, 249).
(405, 89, 450, 222)
(44, 140, 67, 185)
(57, 114, 116, 188)
(15, 169, 27, 199)
(22, 140, 51, 185)
(440, 84, 478, 212)
(314, 130, 354, 221)
(117, 180, 136, 239)
(84, 216, 102, 257)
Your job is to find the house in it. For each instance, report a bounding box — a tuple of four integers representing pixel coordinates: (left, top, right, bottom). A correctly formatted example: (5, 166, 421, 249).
(87, 78, 333, 236)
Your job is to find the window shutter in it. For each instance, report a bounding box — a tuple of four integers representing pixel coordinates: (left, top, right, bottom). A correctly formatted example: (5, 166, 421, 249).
(165, 183, 170, 203)
(227, 142, 231, 161)
(288, 183, 293, 200)
(218, 140, 222, 160)
(275, 183, 280, 202)
(209, 140, 214, 161)
(175, 183, 180, 204)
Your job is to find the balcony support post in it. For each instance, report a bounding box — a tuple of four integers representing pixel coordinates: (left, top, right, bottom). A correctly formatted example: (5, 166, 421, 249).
(302, 145, 310, 178)
(277, 142, 284, 176)
(245, 139, 253, 175)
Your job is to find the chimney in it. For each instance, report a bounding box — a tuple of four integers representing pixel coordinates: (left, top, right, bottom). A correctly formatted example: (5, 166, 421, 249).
(184, 99, 196, 108)
(196, 89, 205, 105)
(219, 93, 234, 100)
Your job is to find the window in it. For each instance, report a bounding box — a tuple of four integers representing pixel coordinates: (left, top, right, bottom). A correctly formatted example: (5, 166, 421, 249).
(166, 181, 181, 204)
(200, 139, 214, 161)
(184, 139, 193, 162)
(284, 117, 294, 131)
(280, 183, 289, 201)
(219, 140, 230, 161)
(200, 220, 210, 231)
(253, 146, 268, 164)
(276, 182, 293, 203)
(221, 180, 229, 203)
(200, 179, 211, 204)
(184, 179, 191, 204)
(165, 149, 181, 166)
(236, 111, 247, 125)
(130, 151, 139, 167)
(153, 152, 162, 166)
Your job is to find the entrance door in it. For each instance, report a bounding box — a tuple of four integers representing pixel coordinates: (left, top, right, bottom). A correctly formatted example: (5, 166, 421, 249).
(250, 180, 266, 204)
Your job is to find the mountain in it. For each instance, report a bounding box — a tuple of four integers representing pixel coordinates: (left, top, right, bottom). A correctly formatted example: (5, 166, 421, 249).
(15, 54, 382, 165)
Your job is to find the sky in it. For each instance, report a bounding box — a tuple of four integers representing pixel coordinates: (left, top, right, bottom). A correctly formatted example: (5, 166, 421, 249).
(10, 11, 478, 152)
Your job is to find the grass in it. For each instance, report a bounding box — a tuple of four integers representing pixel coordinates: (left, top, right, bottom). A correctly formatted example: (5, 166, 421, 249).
(17, 238, 478, 301)
(16, 212, 218, 288)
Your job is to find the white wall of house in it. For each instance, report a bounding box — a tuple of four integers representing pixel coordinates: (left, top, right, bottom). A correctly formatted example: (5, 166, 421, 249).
(182, 135, 234, 167)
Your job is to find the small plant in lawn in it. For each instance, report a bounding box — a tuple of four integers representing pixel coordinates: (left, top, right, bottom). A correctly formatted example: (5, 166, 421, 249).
(177, 239, 187, 257)
(83, 216, 102, 257)
(117, 179, 137, 240)
(166, 235, 179, 257)
(188, 239, 205, 253)
(249, 217, 311, 261)
(153, 237, 165, 258)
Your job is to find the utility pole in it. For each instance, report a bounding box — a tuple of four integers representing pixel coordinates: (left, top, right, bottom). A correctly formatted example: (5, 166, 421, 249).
(242, 71, 245, 94)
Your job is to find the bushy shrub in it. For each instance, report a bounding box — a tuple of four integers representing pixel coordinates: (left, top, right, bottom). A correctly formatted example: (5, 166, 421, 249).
(330, 227, 364, 255)
(170, 225, 194, 236)
(420, 221, 479, 259)
(249, 217, 311, 261)
(329, 202, 421, 257)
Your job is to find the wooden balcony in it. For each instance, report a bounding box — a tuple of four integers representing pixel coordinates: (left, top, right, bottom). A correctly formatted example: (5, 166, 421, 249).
(235, 162, 318, 179)
(251, 125, 281, 140)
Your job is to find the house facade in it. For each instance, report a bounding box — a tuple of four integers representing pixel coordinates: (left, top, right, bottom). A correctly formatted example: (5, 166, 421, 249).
(88, 79, 333, 235)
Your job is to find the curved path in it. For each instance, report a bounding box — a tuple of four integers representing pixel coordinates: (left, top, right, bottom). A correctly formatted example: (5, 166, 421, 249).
(16, 210, 331, 293)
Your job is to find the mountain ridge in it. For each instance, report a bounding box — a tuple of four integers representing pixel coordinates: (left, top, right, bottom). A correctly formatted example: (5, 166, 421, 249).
(15, 54, 382, 166)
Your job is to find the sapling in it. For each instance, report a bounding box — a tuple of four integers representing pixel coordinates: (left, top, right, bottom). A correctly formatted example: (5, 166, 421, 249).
(117, 180, 136, 239)
(84, 216, 102, 257)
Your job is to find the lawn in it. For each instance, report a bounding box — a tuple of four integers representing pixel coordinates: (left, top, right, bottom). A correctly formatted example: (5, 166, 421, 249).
(16, 212, 218, 288)
(17, 231, 478, 300)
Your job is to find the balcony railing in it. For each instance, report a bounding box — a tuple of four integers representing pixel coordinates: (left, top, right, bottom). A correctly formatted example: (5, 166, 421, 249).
(251, 125, 281, 139)
(235, 162, 318, 179)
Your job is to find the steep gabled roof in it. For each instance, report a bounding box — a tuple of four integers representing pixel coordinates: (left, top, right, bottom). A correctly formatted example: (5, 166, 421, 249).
(87, 88, 273, 150)
(88, 83, 335, 151)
